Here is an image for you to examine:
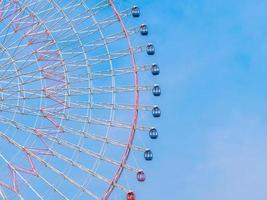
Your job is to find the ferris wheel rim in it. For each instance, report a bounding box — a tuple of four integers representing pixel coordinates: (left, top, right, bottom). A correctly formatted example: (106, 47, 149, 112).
(103, 1, 140, 199)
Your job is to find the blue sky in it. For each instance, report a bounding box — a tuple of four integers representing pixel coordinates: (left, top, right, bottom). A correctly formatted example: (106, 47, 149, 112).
(132, 0, 267, 199)
(1, 0, 267, 199)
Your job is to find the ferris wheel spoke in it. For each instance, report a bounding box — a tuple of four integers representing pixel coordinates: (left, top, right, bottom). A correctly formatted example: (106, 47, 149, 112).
(48, 64, 151, 81)
(2, 132, 113, 191)
(49, 149, 129, 193)
(42, 4, 105, 26)
(0, 114, 147, 154)
(2, 96, 153, 112)
(83, 27, 140, 50)
(0, 152, 45, 200)
(54, 27, 139, 56)
(0, 113, 140, 175)
(0, 131, 100, 200)
(82, 46, 146, 66)
(36, 175, 70, 200)
(43, 9, 130, 48)
(1, 62, 66, 89)
(0, 59, 65, 84)
(42, 133, 139, 173)
(0, 1, 45, 42)
(62, 126, 147, 152)
(41, 0, 109, 39)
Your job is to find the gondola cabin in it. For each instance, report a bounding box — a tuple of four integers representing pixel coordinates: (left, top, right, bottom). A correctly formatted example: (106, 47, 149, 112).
(140, 24, 148, 36)
(127, 191, 136, 200)
(152, 84, 161, 96)
(151, 63, 160, 75)
(137, 170, 146, 182)
(152, 106, 161, 118)
(146, 43, 155, 55)
(131, 6, 140, 17)
(149, 128, 158, 139)
(144, 149, 153, 161)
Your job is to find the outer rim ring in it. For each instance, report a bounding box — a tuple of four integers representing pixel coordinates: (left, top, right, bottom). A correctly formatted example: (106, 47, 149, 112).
(103, 1, 140, 199)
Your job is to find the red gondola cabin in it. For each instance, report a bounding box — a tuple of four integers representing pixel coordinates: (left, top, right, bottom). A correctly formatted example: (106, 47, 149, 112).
(127, 191, 136, 200)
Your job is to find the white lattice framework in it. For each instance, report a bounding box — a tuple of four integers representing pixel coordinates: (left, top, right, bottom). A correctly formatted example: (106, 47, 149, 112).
(0, 0, 160, 199)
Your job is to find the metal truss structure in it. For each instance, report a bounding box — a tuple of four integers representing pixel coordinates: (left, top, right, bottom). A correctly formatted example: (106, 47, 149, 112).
(0, 0, 161, 199)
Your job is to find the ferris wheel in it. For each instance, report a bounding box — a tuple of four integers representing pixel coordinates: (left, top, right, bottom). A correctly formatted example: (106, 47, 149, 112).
(0, 0, 161, 199)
